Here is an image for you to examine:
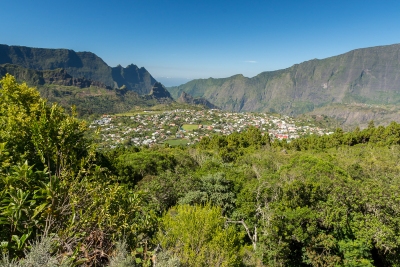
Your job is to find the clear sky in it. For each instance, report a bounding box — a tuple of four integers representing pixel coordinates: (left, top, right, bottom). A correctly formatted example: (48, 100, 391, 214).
(2, 0, 400, 86)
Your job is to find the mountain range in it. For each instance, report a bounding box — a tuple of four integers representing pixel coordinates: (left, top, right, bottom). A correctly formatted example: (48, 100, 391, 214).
(168, 43, 400, 127)
(2, 43, 400, 127)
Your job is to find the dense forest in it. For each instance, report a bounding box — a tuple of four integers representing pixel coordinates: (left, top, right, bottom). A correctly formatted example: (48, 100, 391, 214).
(1, 74, 400, 266)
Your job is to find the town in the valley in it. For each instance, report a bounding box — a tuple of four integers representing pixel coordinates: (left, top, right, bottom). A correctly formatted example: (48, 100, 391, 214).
(89, 109, 335, 148)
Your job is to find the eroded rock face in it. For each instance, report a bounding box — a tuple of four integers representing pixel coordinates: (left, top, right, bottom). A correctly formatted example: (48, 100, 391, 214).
(111, 64, 156, 94)
(149, 82, 172, 99)
(177, 91, 219, 109)
(42, 69, 111, 89)
(0, 64, 111, 89)
(177, 91, 192, 102)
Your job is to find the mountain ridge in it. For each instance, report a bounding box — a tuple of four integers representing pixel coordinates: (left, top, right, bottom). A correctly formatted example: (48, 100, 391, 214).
(168, 43, 400, 126)
(3, 43, 400, 126)
(0, 44, 156, 94)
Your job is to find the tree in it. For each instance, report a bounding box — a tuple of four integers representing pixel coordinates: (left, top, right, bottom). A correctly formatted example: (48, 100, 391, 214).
(0, 74, 88, 178)
(157, 204, 242, 267)
(0, 75, 91, 260)
(178, 172, 236, 215)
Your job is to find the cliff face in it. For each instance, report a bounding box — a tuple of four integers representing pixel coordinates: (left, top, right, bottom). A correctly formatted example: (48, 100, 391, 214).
(0, 44, 156, 94)
(0, 64, 111, 89)
(149, 82, 171, 98)
(177, 91, 219, 109)
(144, 82, 174, 105)
(112, 64, 156, 95)
(168, 43, 400, 125)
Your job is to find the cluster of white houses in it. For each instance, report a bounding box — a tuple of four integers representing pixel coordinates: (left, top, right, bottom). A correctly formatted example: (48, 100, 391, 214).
(90, 109, 333, 148)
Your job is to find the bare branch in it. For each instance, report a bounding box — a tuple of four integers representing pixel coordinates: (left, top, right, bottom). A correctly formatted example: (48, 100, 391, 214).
(226, 219, 257, 250)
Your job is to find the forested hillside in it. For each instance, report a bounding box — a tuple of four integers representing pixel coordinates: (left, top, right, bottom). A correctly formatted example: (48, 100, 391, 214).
(1, 75, 400, 266)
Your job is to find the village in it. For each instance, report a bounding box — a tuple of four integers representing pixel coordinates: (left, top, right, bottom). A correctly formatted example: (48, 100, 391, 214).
(89, 109, 334, 148)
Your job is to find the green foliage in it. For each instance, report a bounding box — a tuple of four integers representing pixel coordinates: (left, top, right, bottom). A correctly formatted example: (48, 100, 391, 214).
(284, 121, 400, 151)
(338, 240, 374, 267)
(0, 74, 42, 164)
(0, 74, 88, 176)
(253, 151, 400, 266)
(110, 150, 178, 187)
(0, 76, 160, 266)
(137, 170, 198, 214)
(4, 74, 400, 266)
(56, 178, 158, 265)
(0, 75, 93, 259)
(178, 172, 236, 214)
(197, 126, 269, 162)
(157, 204, 243, 267)
(0, 161, 60, 257)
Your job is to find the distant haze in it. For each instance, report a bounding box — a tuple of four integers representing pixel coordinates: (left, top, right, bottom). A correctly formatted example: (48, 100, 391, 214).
(156, 77, 192, 87)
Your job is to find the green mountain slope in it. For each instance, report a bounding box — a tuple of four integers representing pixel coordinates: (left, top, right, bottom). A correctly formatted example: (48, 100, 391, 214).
(0, 44, 156, 94)
(169, 44, 400, 126)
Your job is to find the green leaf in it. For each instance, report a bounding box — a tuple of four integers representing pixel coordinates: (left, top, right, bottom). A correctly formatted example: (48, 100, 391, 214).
(32, 202, 48, 219)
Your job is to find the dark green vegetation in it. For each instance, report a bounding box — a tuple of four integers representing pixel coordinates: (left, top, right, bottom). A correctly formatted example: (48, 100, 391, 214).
(2, 75, 400, 266)
(169, 43, 400, 127)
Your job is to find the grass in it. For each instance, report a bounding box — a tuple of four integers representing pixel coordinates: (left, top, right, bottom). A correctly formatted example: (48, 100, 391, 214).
(199, 120, 212, 125)
(181, 124, 199, 131)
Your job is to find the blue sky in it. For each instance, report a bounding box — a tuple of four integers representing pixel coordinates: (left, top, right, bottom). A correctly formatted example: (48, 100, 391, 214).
(2, 0, 400, 86)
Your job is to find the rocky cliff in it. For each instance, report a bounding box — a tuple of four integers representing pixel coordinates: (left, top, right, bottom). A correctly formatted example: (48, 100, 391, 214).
(177, 91, 219, 109)
(0, 64, 111, 89)
(143, 82, 174, 104)
(112, 64, 156, 95)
